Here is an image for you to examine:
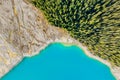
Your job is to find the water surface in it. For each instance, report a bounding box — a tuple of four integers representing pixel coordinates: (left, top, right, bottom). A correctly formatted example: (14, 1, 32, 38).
(1, 43, 116, 80)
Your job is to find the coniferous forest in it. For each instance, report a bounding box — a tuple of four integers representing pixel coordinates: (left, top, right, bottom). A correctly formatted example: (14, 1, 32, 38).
(31, 0, 120, 66)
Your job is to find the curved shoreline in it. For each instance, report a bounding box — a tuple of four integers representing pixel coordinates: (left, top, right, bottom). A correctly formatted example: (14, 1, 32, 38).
(61, 41, 120, 80)
(23, 37, 120, 80)
(1, 42, 116, 80)
(1, 38, 120, 80)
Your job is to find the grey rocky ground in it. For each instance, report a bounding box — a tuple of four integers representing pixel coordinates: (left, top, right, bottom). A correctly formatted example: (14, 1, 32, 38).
(0, 0, 74, 77)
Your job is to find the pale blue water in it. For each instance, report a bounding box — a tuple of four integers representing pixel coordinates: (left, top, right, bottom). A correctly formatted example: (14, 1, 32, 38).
(1, 43, 116, 80)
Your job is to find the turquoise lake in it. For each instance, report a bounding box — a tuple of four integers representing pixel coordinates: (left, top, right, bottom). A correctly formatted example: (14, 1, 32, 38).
(1, 43, 116, 80)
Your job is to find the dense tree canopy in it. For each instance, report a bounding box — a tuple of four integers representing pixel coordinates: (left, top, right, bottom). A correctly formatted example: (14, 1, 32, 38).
(31, 0, 120, 66)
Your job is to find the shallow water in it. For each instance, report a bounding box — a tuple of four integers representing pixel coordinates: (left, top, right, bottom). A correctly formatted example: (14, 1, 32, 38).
(1, 43, 116, 80)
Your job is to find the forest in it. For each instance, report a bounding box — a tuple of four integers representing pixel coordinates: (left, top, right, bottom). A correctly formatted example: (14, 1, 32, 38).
(31, 0, 120, 66)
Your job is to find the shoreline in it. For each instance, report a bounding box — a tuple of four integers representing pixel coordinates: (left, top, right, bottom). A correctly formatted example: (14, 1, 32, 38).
(23, 37, 120, 80)
(61, 41, 120, 80)
(1, 38, 120, 80)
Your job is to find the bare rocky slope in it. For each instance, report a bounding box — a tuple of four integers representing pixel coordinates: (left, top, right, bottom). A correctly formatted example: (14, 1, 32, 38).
(0, 0, 74, 77)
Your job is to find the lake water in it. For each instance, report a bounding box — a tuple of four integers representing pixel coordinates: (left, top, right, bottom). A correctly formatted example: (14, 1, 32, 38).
(1, 43, 116, 80)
